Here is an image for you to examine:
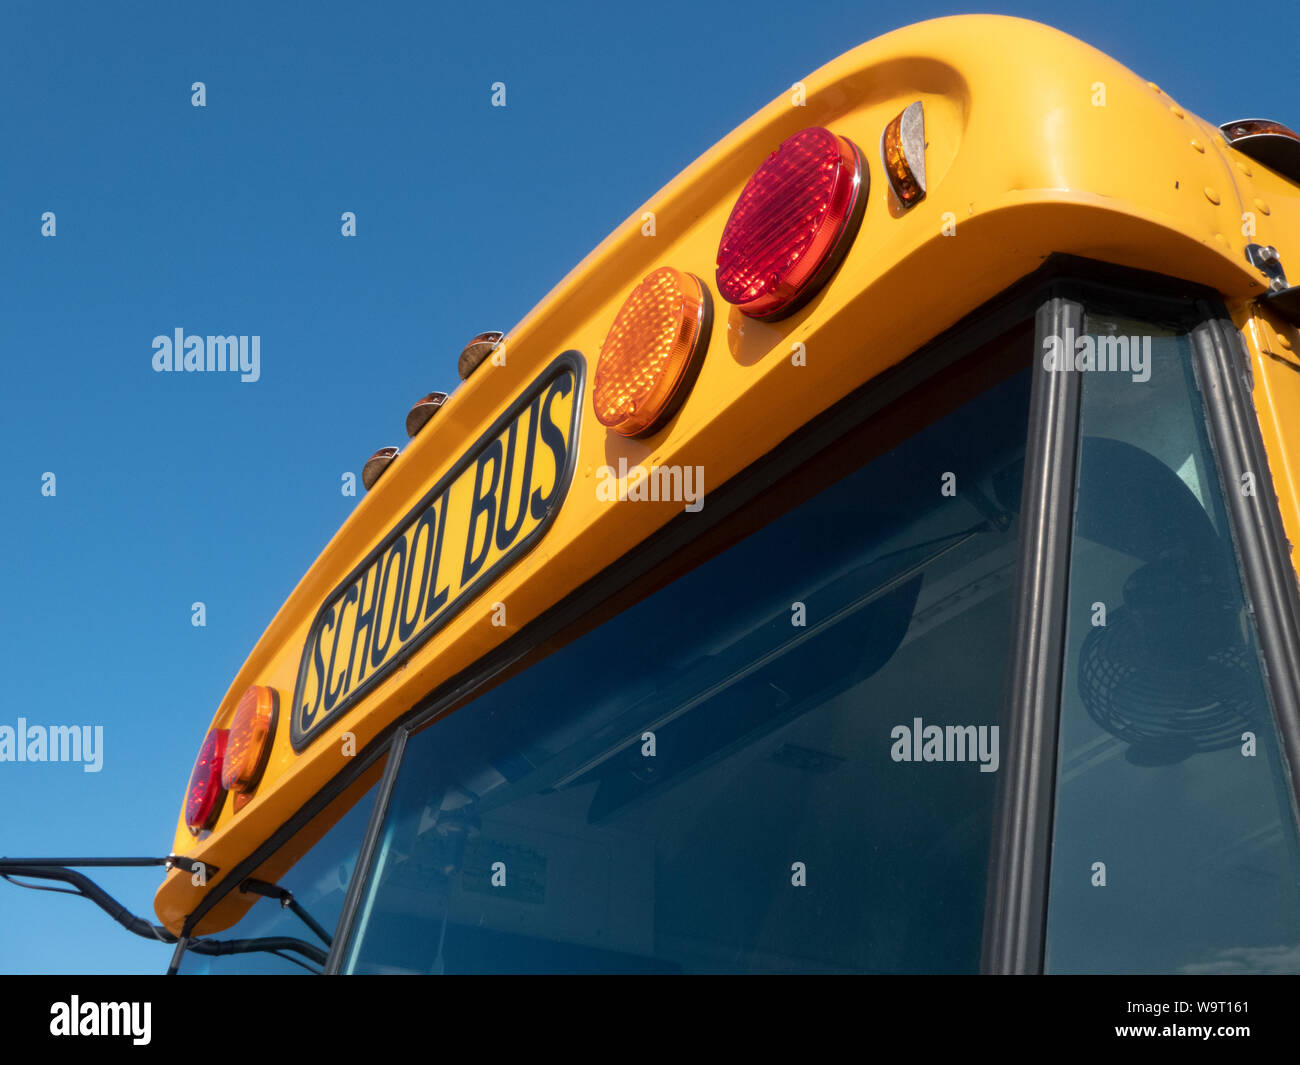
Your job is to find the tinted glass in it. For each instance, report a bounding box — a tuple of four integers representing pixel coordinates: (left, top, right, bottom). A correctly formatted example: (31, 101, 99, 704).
(1044, 314, 1300, 973)
(178, 776, 380, 974)
(344, 352, 1033, 973)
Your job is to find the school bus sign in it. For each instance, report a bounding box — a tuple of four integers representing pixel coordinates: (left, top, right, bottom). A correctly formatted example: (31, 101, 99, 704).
(290, 353, 583, 749)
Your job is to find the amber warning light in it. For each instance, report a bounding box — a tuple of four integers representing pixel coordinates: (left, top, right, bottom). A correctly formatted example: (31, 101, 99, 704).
(222, 685, 278, 810)
(593, 266, 712, 437)
(881, 101, 927, 208)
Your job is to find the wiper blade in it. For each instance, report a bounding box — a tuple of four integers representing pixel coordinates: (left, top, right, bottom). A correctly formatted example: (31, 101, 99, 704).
(185, 934, 327, 968)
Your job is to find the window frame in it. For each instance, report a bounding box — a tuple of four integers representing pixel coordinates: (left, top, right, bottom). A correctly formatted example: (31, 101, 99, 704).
(984, 264, 1300, 973)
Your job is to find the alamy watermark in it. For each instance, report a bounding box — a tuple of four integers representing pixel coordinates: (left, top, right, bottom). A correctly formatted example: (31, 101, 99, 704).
(50, 997, 150, 1045)
(152, 328, 260, 382)
(0, 718, 104, 772)
(890, 716, 999, 772)
(596, 457, 704, 513)
(1043, 326, 1151, 383)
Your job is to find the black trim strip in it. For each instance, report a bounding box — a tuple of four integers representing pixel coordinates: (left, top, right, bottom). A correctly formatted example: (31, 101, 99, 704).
(981, 294, 1084, 974)
(323, 726, 408, 974)
(1191, 311, 1300, 825)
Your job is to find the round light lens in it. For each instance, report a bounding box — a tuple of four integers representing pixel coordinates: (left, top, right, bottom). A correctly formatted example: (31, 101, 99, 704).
(185, 728, 228, 834)
(222, 685, 278, 795)
(715, 126, 866, 320)
(593, 266, 711, 437)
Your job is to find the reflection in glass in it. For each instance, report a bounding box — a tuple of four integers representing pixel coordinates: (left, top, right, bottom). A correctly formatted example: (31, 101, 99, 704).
(1045, 315, 1300, 974)
(179, 777, 380, 974)
(344, 356, 1033, 974)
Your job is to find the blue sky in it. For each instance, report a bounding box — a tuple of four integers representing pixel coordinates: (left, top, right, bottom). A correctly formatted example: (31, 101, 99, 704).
(0, 0, 1295, 974)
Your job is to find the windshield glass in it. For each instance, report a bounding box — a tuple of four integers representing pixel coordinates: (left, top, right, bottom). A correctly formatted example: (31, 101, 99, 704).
(178, 773, 381, 974)
(341, 339, 1033, 974)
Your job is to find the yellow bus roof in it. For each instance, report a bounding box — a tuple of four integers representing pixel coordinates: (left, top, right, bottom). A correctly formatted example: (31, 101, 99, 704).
(156, 12, 1300, 934)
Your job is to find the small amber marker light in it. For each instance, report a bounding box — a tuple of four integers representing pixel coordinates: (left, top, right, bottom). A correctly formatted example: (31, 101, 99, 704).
(222, 685, 278, 798)
(361, 446, 399, 491)
(593, 266, 711, 437)
(1219, 118, 1300, 182)
(881, 101, 927, 207)
(458, 331, 505, 380)
(1221, 118, 1300, 142)
(405, 391, 448, 438)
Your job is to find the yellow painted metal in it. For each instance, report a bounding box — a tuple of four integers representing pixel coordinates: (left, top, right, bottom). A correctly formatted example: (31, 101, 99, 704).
(290, 360, 580, 753)
(155, 12, 1300, 934)
(1237, 305, 1300, 567)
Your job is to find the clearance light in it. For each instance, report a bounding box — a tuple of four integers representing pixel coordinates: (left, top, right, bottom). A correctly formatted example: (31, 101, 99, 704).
(593, 266, 711, 437)
(185, 728, 228, 834)
(881, 101, 926, 207)
(222, 686, 278, 804)
(362, 446, 399, 491)
(406, 391, 448, 438)
(458, 331, 505, 381)
(1221, 118, 1300, 141)
(1220, 118, 1300, 181)
(715, 126, 866, 320)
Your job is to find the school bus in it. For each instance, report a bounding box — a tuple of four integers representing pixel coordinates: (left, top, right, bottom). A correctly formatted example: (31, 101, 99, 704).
(9, 13, 1300, 974)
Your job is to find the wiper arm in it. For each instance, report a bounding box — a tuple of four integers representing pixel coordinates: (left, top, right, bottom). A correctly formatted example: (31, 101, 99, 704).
(0, 859, 187, 944)
(0, 857, 328, 972)
(239, 878, 333, 948)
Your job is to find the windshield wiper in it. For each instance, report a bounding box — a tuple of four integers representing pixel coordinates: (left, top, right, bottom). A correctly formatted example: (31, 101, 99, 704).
(0, 857, 203, 944)
(239, 877, 333, 948)
(0, 857, 327, 973)
(184, 933, 327, 969)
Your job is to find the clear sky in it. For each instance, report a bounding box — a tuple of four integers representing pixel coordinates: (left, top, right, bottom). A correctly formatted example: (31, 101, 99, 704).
(0, 0, 1296, 974)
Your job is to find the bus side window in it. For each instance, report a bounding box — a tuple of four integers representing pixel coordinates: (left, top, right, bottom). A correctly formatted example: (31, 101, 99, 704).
(1044, 315, 1300, 974)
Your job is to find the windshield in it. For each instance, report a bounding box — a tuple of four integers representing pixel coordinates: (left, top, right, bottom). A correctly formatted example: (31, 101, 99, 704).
(338, 340, 1033, 974)
(177, 774, 381, 974)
